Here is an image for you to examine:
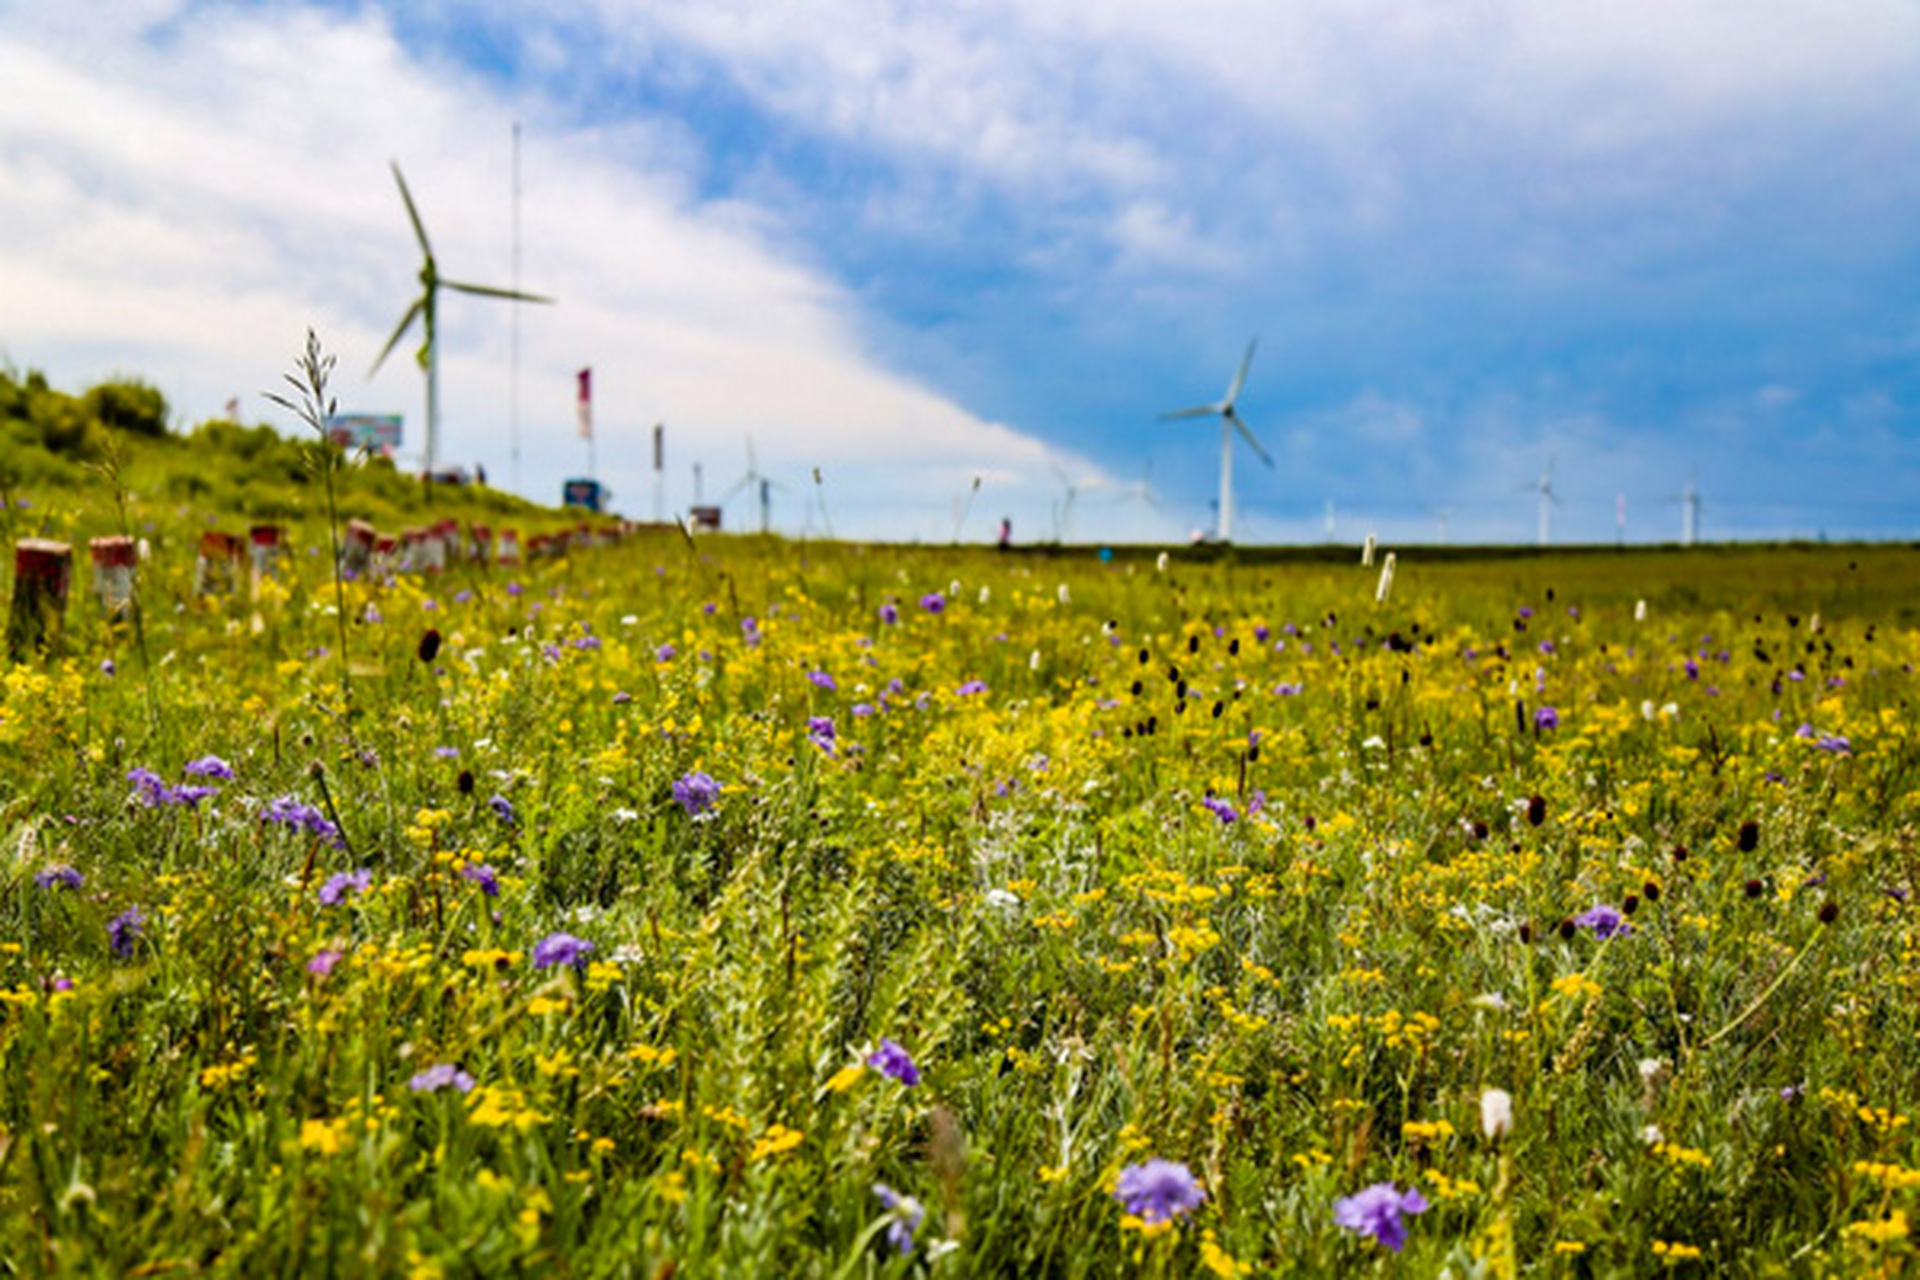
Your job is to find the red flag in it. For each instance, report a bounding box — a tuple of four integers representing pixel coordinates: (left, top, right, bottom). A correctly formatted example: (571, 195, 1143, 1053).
(576, 368, 592, 439)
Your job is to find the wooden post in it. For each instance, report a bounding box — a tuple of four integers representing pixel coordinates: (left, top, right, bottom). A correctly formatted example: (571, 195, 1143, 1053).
(249, 524, 285, 590)
(373, 534, 398, 578)
(341, 519, 377, 577)
(89, 536, 137, 618)
(195, 531, 244, 597)
(470, 524, 493, 566)
(8, 539, 72, 660)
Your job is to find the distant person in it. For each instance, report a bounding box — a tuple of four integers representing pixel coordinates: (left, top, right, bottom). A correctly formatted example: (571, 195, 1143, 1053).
(475, 463, 488, 488)
(998, 518, 1012, 551)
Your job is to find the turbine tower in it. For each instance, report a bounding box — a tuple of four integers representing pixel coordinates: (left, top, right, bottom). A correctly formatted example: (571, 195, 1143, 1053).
(1532, 457, 1561, 547)
(1680, 472, 1700, 546)
(1158, 339, 1273, 543)
(723, 437, 781, 534)
(371, 161, 553, 482)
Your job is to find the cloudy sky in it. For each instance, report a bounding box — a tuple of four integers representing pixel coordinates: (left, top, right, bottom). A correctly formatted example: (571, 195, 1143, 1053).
(3, 0, 1917, 544)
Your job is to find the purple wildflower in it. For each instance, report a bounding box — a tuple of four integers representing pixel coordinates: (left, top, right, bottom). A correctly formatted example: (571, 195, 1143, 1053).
(672, 771, 722, 817)
(852, 702, 876, 718)
(919, 592, 946, 614)
(319, 868, 372, 906)
(307, 948, 343, 976)
(409, 1063, 477, 1094)
(1114, 1159, 1206, 1225)
(1335, 1182, 1430, 1252)
(433, 746, 460, 760)
(460, 863, 501, 897)
(532, 932, 593, 970)
(261, 796, 345, 848)
(101, 659, 116, 676)
(808, 670, 838, 691)
(656, 643, 676, 662)
(35, 865, 83, 891)
(127, 767, 170, 806)
(184, 755, 234, 780)
(1573, 904, 1631, 940)
(808, 716, 837, 754)
(172, 785, 217, 808)
(878, 603, 899, 626)
(867, 1038, 921, 1086)
(1816, 734, 1852, 754)
(488, 795, 517, 825)
(955, 679, 988, 696)
(1274, 682, 1303, 697)
(1202, 796, 1238, 824)
(108, 906, 145, 958)
(872, 1184, 925, 1255)
(1534, 706, 1560, 731)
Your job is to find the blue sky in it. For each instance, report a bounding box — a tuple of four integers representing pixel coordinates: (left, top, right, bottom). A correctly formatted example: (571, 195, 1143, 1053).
(2, 0, 1917, 543)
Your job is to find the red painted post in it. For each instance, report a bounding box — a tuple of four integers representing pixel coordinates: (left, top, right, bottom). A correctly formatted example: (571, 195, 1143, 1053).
(195, 531, 244, 597)
(89, 536, 137, 618)
(8, 539, 73, 659)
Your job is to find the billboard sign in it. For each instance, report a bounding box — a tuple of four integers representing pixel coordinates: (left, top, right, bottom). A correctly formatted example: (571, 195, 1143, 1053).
(563, 478, 606, 512)
(326, 413, 403, 456)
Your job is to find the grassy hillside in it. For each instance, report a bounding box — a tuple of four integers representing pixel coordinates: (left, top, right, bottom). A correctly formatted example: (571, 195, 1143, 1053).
(0, 363, 565, 550)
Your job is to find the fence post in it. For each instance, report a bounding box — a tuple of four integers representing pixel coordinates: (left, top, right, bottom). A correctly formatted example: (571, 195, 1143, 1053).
(8, 539, 72, 660)
(89, 536, 137, 619)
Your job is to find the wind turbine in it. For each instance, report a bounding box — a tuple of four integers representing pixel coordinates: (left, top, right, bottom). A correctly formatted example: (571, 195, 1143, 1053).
(1159, 339, 1273, 543)
(1529, 457, 1561, 547)
(371, 161, 553, 482)
(1112, 462, 1166, 516)
(1666, 470, 1702, 546)
(723, 438, 781, 534)
(1048, 458, 1106, 543)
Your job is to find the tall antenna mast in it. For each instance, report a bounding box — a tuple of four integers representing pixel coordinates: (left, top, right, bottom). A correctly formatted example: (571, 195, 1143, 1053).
(510, 121, 522, 494)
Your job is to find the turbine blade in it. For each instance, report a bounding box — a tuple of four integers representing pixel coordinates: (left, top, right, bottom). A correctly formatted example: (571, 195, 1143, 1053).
(1224, 338, 1258, 407)
(442, 279, 556, 304)
(1230, 411, 1274, 468)
(391, 162, 432, 259)
(1158, 404, 1220, 421)
(721, 476, 753, 500)
(369, 298, 426, 376)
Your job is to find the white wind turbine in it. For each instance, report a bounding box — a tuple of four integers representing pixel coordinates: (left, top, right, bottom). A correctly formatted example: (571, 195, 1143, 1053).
(1666, 470, 1702, 546)
(1159, 339, 1273, 543)
(1049, 458, 1106, 543)
(1530, 457, 1561, 546)
(723, 437, 782, 534)
(1113, 461, 1167, 517)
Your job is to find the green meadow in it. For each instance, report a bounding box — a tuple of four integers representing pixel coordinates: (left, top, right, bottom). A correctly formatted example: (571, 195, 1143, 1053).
(3, 367, 1919, 1275)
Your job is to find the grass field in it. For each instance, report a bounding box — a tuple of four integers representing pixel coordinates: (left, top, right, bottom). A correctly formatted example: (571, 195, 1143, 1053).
(3, 460, 1918, 1274)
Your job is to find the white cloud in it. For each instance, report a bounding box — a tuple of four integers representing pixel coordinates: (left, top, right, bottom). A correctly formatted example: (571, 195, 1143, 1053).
(0, 3, 1097, 539)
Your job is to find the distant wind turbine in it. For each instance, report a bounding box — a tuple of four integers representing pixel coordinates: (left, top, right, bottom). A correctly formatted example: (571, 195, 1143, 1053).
(1048, 458, 1106, 543)
(1530, 457, 1561, 547)
(1666, 471, 1703, 546)
(1113, 462, 1166, 517)
(723, 437, 781, 534)
(1159, 339, 1272, 543)
(370, 161, 553, 481)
